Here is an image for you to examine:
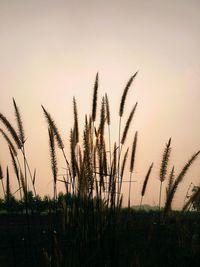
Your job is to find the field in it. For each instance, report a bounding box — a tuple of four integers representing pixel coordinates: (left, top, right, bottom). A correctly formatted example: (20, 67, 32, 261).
(0, 209, 200, 267)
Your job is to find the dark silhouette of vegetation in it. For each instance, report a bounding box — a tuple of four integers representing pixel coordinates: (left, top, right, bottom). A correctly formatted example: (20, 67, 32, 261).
(0, 73, 200, 266)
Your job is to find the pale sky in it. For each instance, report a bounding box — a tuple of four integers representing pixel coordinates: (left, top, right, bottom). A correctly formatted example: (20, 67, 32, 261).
(0, 0, 200, 209)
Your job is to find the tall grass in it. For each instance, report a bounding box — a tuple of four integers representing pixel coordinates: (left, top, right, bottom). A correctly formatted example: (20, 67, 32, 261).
(0, 74, 199, 212)
(0, 73, 200, 266)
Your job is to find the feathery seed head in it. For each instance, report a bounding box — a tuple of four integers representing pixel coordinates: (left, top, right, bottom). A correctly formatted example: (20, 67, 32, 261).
(105, 93, 111, 125)
(92, 72, 99, 122)
(121, 102, 138, 145)
(141, 163, 153, 197)
(0, 164, 3, 180)
(159, 137, 172, 183)
(0, 128, 18, 156)
(42, 106, 64, 149)
(0, 113, 22, 149)
(12, 98, 25, 144)
(130, 131, 138, 173)
(119, 71, 138, 117)
(73, 97, 79, 144)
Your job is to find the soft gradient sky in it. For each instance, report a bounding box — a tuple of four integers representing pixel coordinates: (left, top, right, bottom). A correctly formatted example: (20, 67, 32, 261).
(0, 0, 200, 209)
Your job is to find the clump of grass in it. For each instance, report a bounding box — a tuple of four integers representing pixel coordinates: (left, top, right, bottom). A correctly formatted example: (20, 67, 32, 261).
(164, 151, 200, 216)
(182, 185, 200, 212)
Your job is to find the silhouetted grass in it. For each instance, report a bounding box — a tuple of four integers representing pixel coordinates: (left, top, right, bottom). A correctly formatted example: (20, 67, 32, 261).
(0, 73, 200, 267)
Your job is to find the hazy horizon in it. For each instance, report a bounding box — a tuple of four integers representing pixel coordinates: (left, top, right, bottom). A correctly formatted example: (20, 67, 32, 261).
(0, 0, 200, 209)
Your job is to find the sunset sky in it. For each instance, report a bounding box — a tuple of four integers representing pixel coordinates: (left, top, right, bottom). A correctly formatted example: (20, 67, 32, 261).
(0, 0, 200, 209)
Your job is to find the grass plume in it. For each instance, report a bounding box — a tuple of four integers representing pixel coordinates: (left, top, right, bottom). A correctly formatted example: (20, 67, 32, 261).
(140, 163, 153, 208)
(130, 132, 138, 173)
(105, 93, 110, 125)
(13, 98, 25, 144)
(70, 128, 77, 180)
(119, 72, 138, 117)
(92, 72, 99, 122)
(0, 128, 18, 156)
(73, 97, 79, 144)
(42, 106, 64, 149)
(159, 138, 171, 182)
(48, 127, 58, 199)
(159, 138, 171, 209)
(121, 102, 138, 145)
(128, 131, 138, 208)
(0, 113, 22, 149)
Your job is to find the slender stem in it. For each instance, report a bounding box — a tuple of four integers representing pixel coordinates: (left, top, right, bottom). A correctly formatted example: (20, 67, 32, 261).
(54, 182, 57, 201)
(117, 146, 123, 207)
(1, 179, 5, 198)
(92, 121, 95, 199)
(118, 146, 124, 196)
(62, 149, 74, 194)
(19, 149, 37, 197)
(183, 182, 193, 204)
(22, 145, 27, 200)
(17, 180, 23, 201)
(25, 158, 37, 196)
(140, 196, 143, 210)
(117, 117, 122, 206)
(76, 144, 79, 194)
(107, 125, 112, 200)
(128, 172, 133, 209)
(108, 125, 112, 174)
(159, 181, 163, 211)
(22, 145, 32, 264)
(16, 156, 24, 200)
(118, 117, 121, 191)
